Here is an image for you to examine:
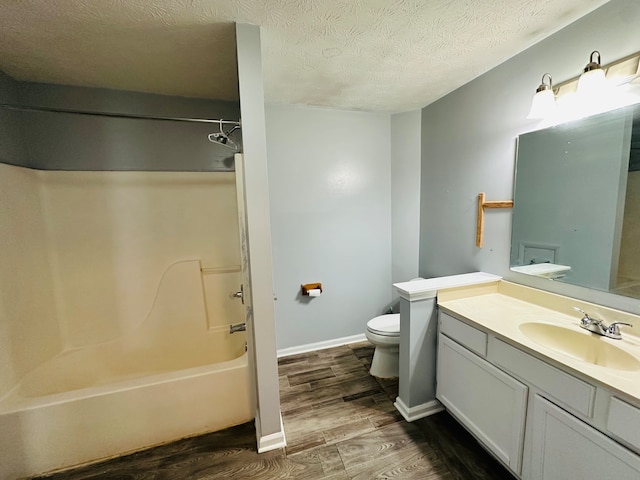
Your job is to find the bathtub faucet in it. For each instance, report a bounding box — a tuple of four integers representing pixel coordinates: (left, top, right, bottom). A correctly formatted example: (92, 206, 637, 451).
(229, 322, 247, 334)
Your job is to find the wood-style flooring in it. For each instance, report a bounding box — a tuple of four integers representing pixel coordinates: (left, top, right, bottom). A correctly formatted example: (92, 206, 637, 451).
(33, 342, 514, 479)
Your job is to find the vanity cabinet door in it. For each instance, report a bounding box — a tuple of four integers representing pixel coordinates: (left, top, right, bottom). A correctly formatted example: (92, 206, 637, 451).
(530, 395, 640, 480)
(436, 334, 527, 474)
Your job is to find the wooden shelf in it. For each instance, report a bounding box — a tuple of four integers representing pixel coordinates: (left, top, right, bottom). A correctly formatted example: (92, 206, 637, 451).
(476, 192, 513, 248)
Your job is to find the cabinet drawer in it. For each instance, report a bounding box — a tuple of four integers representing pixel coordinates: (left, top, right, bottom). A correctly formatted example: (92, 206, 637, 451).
(607, 397, 640, 452)
(439, 312, 487, 357)
(491, 338, 595, 418)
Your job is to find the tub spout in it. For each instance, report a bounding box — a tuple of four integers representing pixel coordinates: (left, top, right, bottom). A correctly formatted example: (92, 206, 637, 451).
(230, 322, 246, 334)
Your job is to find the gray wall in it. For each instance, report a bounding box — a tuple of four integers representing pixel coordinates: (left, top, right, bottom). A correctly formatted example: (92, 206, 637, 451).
(419, 0, 640, 312)
(266, 104, 392, 350)
(391, 110, 421, 285)
(0, 71, 29, 166)
(6, 80, 240, 171)
(236, 23, 282, 445)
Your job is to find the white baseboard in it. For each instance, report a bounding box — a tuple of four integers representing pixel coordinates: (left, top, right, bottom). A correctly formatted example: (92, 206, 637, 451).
(255, 411, 287, 453)
(394, 397, 443, 422)
(277, 333, 367, 358)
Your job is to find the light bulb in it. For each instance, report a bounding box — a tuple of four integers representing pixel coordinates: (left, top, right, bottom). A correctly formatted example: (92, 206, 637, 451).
(527, 73, 556, 120)
(577, 51, 607, 96)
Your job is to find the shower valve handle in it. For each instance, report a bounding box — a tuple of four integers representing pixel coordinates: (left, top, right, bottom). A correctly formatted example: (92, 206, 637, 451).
(230, 285, 244, 304)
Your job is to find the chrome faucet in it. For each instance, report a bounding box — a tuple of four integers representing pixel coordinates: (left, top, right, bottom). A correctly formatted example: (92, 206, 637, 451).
(573, 307, 633, 340)
(605, 321, 634, 340)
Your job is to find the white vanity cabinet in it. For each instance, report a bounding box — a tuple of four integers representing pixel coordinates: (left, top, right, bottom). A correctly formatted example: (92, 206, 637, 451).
(436, 310, 640, 480)
(437, 333, 527, 474)
(530, 395, 640, 480)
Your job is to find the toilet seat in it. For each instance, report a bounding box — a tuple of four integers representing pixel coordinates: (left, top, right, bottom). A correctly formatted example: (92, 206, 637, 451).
(366, 314, 400, 337)
(365, 314, 400, 378)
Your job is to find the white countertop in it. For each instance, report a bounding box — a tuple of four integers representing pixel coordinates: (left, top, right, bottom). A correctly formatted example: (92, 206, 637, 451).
(393, 272, 501, 301)
(437, 281, 640, 403)
(510, 263, 571, 278)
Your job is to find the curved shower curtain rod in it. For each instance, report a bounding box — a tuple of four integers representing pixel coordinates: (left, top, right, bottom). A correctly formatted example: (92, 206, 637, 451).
(0, 103, 241, 127)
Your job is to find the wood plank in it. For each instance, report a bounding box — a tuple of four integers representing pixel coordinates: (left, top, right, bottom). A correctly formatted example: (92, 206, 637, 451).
(477, 192, 485, 247)
(476, 192, 513, 248)
(483, 200, 514, 209)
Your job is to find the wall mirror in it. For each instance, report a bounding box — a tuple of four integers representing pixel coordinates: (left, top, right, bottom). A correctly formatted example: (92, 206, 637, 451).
(511, 103, 640, 299)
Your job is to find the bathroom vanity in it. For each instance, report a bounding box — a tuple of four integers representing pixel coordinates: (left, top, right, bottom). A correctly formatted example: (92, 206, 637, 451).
(436, 280, 640, 479)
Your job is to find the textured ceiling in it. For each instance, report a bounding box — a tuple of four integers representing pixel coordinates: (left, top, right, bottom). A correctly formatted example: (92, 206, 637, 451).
(0, 0, 611, 112)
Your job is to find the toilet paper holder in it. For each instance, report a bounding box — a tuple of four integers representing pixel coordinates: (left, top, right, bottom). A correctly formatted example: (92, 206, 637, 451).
(301, 283, 322, 296)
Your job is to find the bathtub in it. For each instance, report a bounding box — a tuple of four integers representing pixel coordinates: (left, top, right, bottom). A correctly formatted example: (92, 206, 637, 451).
(0, 331, 252, 480)
(0, 258, 253, 479)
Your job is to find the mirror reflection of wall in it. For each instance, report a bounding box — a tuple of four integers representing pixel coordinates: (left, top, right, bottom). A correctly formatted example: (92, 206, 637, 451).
(511, 104, 640, 298)
(617, 118, 640, 296)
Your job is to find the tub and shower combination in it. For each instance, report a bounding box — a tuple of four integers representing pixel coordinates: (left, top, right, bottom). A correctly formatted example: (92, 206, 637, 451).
(0, 308, 251, 479)
(0, 103, 252, 479)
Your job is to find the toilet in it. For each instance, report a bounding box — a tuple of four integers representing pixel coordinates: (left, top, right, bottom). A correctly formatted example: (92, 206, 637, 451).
(365, 313, 400, 378)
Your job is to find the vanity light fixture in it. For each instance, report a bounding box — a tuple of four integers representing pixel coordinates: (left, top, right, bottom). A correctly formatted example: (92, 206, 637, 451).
(577, 51, 607, 96)
(528, 49, 640, 121)
(527, 73, 556, 119)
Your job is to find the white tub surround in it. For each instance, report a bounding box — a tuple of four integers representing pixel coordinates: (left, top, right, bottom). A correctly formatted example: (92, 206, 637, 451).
(436, 281, 640, 479)
(392, 272, 501, 421)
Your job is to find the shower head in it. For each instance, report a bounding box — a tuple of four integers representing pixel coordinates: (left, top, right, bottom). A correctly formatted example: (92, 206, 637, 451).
(208, 132, 238, 150)
(210, 133, 228, 144)
(208, 121, 241, 151)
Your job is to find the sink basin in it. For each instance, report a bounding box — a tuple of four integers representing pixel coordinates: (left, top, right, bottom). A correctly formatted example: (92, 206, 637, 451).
(519, 322, 640, 371)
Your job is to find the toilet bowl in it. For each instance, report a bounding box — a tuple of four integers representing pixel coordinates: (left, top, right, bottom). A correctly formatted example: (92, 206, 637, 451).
(365, 313, 400, 378)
